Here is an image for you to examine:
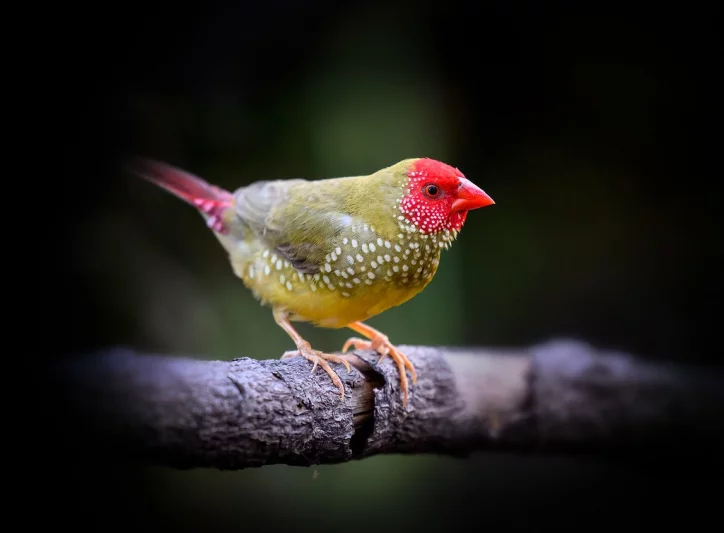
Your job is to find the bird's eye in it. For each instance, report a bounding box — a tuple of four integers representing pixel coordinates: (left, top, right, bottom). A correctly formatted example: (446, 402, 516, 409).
(422, 183, 441, 198)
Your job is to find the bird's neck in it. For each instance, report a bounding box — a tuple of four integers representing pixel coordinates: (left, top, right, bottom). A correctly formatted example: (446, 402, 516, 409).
(346, 168, 460, 252)
(347, 173, 459, 290)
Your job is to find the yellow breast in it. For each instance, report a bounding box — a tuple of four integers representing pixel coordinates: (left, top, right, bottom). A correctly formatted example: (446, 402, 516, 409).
(228, 225, 444, 328)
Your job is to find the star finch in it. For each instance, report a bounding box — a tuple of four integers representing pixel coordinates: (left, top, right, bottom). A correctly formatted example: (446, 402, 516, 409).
(130, 157, 494, 405)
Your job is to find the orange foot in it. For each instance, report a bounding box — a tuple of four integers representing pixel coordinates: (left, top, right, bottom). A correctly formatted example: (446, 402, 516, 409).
(342, 321, 417, 406)
(274, 308, 351, 401)
(281, 340, 351, 400)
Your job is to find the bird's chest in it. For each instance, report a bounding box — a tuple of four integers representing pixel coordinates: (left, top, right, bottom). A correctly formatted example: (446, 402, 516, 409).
(320, 225, 442, 296)
(230, 225, 443, 327)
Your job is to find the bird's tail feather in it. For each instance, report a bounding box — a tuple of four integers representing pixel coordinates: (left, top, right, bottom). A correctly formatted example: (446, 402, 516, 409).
(128, 157, 234, 206)
(128, 157, 235, 234)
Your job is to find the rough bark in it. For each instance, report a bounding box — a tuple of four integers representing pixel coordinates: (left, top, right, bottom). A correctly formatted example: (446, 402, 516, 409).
(48, 339, 724, 470)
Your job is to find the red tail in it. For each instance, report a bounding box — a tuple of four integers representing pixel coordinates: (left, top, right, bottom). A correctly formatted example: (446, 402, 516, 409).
(129, 157, 234, 233)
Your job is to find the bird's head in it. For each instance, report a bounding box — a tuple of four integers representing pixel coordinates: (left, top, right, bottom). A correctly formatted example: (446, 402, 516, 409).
(399, 158, 494, 236)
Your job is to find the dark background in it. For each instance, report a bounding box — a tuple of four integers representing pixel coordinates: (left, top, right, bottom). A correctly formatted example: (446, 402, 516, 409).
(36, 1, 722, 531)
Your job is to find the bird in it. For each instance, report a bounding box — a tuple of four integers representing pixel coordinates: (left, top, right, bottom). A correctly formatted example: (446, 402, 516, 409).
(129, 156, 495, 406)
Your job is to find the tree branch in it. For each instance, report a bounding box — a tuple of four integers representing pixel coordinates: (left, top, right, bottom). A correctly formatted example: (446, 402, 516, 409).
(49, 340, 724, 470)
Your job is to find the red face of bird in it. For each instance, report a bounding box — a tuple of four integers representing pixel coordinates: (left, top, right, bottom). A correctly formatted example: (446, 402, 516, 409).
(400, 158, 495, 235)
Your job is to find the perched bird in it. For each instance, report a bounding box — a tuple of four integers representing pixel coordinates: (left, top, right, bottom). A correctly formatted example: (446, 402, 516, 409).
(129, 157, 494, 405)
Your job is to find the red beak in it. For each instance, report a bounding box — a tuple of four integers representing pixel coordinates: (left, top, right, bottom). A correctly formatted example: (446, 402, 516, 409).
(451, 177, 495, 212)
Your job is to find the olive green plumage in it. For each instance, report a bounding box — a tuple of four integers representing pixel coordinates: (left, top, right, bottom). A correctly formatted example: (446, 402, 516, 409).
(214, 159, 447, 328)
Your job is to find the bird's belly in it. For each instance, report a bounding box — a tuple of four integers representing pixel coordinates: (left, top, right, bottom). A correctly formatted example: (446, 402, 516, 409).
(288, 285, 424, 328)
(230, 250, 432, 329)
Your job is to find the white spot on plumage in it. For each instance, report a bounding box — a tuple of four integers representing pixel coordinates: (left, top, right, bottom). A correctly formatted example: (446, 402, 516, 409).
(369, 243, 376, 252)
(322, 275, 330, 284)
(362, 243, 369, 253)
(248, 265, 255, 279)
(276, 259, 282, 270)
(346, 267, 355, 275)
(264, 265, 270, 275)
(286, 281, 293, 291)
(336, 246, 342, 256)
(324, 263, 331, 273)
(371, 261, 378, 268)
(343, 238, 348, 245)
(352, 239, 358, 248)
(353, 278, 360, 284)
(367, 272, 375, 279)
(355, 254, 363, 262)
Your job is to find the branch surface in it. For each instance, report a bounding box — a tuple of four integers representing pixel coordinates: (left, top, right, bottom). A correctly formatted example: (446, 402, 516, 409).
(49, 340, 724, 469)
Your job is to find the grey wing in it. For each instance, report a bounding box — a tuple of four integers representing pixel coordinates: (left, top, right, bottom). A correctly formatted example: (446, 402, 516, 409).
(233, 179, 307, 237)
(233, 179, 351, 274)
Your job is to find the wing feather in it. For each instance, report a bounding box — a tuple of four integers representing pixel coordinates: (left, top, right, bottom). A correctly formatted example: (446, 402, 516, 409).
(233, 179, 354, 274)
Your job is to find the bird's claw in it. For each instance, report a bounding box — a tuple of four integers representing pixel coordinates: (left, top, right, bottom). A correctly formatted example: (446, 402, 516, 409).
(282, 342, 351, 401)
(341, 334, 417, 406)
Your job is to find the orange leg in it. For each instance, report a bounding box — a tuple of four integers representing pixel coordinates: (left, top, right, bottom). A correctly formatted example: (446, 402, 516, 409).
(342, 321, 417, 406)
(273, 308, 351, 401)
